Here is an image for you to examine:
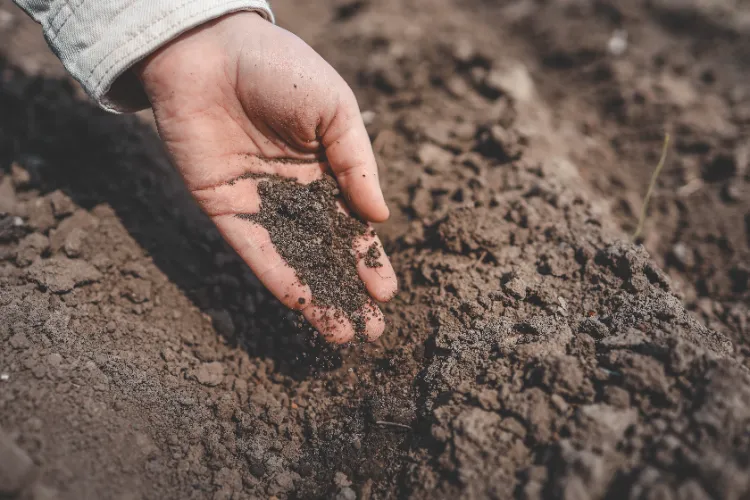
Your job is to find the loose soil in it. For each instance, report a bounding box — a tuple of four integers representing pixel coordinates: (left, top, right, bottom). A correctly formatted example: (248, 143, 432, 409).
(1, 1, 750, 499)
(238, 174, 374, 337)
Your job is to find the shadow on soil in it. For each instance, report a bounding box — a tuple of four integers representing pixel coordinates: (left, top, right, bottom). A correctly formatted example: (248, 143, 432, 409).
(0, 62, 342, 379)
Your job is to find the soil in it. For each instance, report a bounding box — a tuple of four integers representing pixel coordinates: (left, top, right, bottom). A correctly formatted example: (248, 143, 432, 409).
(238, 174, 374, 337)
(1, 1, 750, 499)
(498, 0, 750, 352)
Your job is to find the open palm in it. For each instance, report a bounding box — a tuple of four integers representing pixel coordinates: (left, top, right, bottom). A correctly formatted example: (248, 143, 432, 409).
(136, 12, 397, 342)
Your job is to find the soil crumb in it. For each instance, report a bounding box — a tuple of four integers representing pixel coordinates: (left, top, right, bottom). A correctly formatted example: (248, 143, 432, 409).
(364, 242, 383, 268)
(238, 174, 372, 336)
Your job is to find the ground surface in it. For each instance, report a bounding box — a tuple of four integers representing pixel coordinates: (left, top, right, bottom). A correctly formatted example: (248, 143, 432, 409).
(1, 0, 750, 499)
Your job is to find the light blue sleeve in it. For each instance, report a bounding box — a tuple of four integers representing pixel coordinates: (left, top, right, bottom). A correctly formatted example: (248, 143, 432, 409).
(13, 0, 274, 112)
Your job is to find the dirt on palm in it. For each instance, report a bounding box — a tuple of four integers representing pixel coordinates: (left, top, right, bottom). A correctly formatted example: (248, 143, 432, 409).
(1, 1, 750, 499)
(238, 174, 375, 338)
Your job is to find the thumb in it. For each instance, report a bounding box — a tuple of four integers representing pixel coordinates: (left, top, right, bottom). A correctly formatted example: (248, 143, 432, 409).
(322, 90, 389, 223)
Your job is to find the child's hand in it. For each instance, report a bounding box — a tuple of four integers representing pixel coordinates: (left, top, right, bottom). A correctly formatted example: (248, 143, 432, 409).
(136, 12, 397, 343)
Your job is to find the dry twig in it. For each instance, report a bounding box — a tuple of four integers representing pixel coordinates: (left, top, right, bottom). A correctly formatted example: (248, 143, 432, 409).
(633, 133, 671, 240)
(375, 420, 411, 430)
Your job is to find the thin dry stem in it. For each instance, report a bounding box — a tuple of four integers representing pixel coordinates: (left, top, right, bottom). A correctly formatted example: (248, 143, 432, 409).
(633, 133, 671, 241)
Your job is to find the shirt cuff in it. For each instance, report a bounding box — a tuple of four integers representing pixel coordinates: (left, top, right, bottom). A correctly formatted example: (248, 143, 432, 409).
(42, 0, 274, 113)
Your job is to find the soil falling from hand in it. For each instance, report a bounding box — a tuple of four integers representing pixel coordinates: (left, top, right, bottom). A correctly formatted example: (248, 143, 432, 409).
(238, 174, 375, 337)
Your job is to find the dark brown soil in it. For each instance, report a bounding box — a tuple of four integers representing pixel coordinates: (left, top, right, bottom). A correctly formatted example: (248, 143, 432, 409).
(2, 1, 750, 499)
(495, 0, 750, 349)
(238, 174, 373, 337)
(363, 243, 382, 269)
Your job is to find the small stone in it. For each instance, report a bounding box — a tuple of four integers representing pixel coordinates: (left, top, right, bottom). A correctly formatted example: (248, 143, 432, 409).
(453, 122, 477, 142)
(336, 487, 357, 500)
(361, 110, 376, 126)
(50, 211, 98, 253)
(484, 62, 535, 102)
(550, 394, 569, 414)
(502, 276, 527, 300)
(27, 198, 55, 233)
(669, 242, 694, 269)
(423, 121, 454, 148)
(334, 472, 352, 488)
(483, 70, 506, 98)
(579, 317, 610, 339)
(451, 38, 475, 64)
(607, 29, 628, 56)
(63, 227, 87, 257)
(417, 143, 454, 168)
(195, 362, 224, 387)
(444, 76, 470, 98)
(48, 191, 75, 218)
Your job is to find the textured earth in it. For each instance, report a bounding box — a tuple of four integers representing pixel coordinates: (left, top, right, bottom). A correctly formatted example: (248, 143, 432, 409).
(1, 0, 750, 499)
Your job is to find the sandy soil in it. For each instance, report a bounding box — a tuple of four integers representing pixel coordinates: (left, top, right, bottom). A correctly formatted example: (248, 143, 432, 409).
(1, 0, 749, 499)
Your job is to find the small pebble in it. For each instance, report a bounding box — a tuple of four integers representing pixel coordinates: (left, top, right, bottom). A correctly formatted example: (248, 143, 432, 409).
(361, 110, 376, 126)
(607, 29, 628, 56)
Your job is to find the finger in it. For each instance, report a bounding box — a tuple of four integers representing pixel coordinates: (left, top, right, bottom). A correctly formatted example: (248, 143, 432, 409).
(322, 93, 390, 223)
(360, 300, 386, 342)
(333, 201, 398, 302)
(305, 306, 356, 344)
(213, 215, 311, 310)
(213, 215, 366, 343)
(353, 230, 398, 302)
(306, 301, 384, 343)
